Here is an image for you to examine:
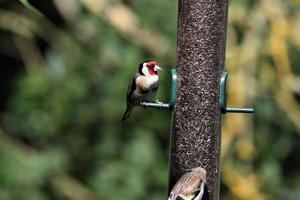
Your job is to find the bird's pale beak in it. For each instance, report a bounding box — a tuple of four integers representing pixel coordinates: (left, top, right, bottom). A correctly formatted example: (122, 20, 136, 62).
(153, 65, 163, 71)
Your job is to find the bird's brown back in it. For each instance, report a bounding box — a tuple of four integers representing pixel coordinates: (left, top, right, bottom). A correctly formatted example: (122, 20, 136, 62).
(171, 171, 202, 196)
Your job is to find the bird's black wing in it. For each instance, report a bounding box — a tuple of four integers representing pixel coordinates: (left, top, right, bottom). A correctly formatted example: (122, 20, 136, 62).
(126, 74, 138, 104)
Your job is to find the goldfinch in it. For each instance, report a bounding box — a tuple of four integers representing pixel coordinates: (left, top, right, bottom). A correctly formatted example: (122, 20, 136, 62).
(121, 60, 162, 121)
(168, 167, 207, 200)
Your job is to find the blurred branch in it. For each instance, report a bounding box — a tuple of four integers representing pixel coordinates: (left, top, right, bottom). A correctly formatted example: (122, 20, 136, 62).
(18, 0, 43, 16)
(0, 128, 103, 200)
(0, 128, 35, 156)
(49, 173, 104, 200)
(287, 76, 300, 94)
(0, 8, 83, 48)
(0, 9, 60, 46)
(80, 0, 170, 57)
(0, 9, 86, 72)
(288, 17, 300, 47)
(53, 0, 79, 21)
(0, 9, 37, 38)
(12, 35, 45, 72)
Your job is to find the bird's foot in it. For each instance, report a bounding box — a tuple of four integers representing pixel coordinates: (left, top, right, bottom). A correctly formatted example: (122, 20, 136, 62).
(155, 99, 163, 104)
(140, 101, 147, 109)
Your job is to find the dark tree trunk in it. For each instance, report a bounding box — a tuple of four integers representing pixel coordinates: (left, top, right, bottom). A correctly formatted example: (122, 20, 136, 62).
(168, 0, 228, 199)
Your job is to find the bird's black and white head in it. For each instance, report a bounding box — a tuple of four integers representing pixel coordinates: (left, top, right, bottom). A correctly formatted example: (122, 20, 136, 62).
(191, 167, 206, 174)
(138, 60, 162, 76)
(192, 167, 207, 182)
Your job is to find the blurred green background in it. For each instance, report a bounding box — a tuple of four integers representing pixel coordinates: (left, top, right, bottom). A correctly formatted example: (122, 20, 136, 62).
(0, 0, 300, 199)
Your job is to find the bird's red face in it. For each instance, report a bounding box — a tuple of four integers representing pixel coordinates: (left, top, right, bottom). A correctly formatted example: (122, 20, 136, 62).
(145, 61, 162, 75)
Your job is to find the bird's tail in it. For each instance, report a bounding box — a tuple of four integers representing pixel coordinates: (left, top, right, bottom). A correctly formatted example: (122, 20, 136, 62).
(121, 105, 133, 121)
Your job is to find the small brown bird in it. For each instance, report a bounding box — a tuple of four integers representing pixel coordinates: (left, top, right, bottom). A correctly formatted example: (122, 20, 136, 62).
(168, 167, 207, 200)
(121, 60, 162, 121)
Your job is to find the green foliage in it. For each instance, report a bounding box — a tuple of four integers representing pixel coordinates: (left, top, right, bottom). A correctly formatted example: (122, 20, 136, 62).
(18, 0, 42, 16)
(1, 0, 300, 200)
(1, 1, 174, 199)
